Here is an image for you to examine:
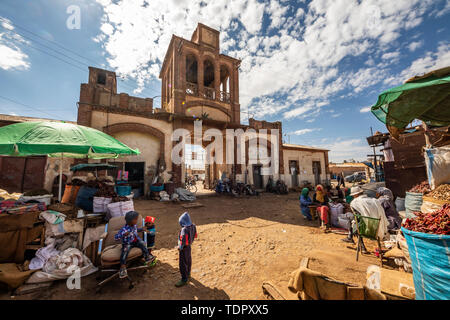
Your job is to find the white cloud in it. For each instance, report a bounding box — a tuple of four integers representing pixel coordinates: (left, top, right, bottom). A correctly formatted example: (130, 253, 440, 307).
(436, 1, 450, 17)
(381, 51, 400, 60)
(289, 128, 321, 135)
(360, 106, 372, 113)
(318, 138, 372, 162)
(398, 42, 450, 81)
(94, 0, 438, 119)
(408, 40, 424, 52)
(0, 17, 30, 71)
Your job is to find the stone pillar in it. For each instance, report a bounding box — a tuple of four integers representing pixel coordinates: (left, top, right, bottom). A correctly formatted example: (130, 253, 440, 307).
(214, 62, 220, 101)
(198, 58, 204, 96)
(161, 76, 166, 110)
(233, 64, 240, 124)
(77, 84, 93, 127)
(223, 76, 227, 94)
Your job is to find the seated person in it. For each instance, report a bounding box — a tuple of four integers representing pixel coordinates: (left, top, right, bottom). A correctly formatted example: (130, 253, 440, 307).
(115, 211, 155, 279)
(376, 187, 402, 232)
(313, 185, 330, 226)
(344, 186, 389, 250)
(299, 188, 313, 221)
(344, 187, 353, 204)
(336, 186, 344, 201)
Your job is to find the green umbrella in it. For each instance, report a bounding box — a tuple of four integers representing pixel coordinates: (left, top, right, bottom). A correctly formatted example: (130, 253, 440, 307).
(371, 67, 450, 131)
(0, 121, 140, 200)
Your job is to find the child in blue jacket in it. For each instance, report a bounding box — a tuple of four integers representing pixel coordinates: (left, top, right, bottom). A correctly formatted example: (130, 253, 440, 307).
(175, 212, 197, 287)
(114, 211, 155, 279)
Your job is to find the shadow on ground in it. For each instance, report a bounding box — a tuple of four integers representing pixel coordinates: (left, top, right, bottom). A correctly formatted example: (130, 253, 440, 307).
(9, 260, 229, 300)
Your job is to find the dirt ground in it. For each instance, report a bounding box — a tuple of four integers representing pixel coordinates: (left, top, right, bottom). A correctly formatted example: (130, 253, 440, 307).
(5, 192, 383, 300)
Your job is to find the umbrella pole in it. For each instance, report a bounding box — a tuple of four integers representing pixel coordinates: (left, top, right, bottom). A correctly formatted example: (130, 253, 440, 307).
(58, 154, 63, 202)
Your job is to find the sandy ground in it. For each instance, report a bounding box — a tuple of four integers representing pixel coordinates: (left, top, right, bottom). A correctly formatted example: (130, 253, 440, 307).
(4, 192, 383, 300)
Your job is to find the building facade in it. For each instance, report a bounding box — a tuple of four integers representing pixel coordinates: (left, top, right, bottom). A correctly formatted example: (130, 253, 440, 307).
(75, 23, 330, 194)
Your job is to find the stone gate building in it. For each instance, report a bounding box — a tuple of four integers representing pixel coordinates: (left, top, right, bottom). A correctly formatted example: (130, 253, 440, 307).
(76, 23, 330, 195)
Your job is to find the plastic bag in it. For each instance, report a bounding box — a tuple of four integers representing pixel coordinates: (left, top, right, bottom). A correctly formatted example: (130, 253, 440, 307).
(106, 200, 134, 219)
(93, 196, 112, 213)
(405, 192, 422, 217)
(424, 146, 450, 190)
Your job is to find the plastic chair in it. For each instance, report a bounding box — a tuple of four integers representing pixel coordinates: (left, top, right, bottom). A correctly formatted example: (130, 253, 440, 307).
(352, 211, 384, 266)
(95, 215, 150, 292)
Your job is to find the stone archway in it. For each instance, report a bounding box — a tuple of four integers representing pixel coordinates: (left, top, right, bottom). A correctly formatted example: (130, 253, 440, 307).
(103, 122, 165, 161)
(183, 100, 232, 120)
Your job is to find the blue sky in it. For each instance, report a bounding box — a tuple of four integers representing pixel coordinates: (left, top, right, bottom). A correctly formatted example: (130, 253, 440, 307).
(0, 0, 449, 162)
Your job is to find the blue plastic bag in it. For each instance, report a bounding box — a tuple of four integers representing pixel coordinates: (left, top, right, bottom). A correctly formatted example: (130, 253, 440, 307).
(402, 227, 450, 300)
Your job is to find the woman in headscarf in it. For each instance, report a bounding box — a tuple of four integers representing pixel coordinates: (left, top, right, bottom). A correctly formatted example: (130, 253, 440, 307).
(344, 187, 353, 204)
(313, 185, 329, 205)
(376, 187, 402, 231)
(313, 185, 330, 226)
(299, 188, 313, 221)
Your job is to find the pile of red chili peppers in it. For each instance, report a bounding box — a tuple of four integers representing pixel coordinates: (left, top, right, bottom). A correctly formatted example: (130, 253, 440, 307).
(403, 204, 450, 235)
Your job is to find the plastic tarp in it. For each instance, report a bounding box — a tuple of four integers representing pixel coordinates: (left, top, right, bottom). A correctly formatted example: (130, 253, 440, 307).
(371, 67, 450, 129)
(402, 227, 450, 300)
(26, 248, 97, 284)
(175, 188, 196, 201)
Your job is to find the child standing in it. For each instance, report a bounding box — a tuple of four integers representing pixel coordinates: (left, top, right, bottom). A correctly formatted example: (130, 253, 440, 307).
(144, 216, 156, 254)
(175, 212, 197, 287)
(114, 211, 155, 279)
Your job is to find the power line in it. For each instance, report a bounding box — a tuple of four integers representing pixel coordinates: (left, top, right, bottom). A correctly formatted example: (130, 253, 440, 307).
(26, 42, 87, 72)
(0, 17, 161, 98)
(0, 16, 100, 66)
(0, 94, 70, 119)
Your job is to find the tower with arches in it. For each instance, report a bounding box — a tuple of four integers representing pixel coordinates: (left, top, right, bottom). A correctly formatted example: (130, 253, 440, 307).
(159, 23, 241, 124)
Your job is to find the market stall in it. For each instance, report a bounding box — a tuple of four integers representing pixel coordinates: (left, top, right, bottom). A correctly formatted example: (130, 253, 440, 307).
(369, 67, 450, 300)
(0, 121, 140, 292)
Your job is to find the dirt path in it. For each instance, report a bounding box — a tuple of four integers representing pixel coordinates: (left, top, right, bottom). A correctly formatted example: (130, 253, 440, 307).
(7, 193, 381, 300)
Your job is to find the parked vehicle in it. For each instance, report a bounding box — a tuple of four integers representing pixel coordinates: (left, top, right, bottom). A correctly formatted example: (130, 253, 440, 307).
(345, 172, 366, 183)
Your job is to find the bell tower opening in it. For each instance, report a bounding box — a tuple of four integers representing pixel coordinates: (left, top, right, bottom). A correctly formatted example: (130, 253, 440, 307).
(186, 54, 198, 96)
(203, 59, 215, 100)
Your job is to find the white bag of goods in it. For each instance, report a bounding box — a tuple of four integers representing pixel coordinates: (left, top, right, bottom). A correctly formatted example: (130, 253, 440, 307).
(329, 203, 344, 227)
(93, 196, 112, 213)
(106, 200, 134, 219)
(424, 146, 450, 190)
(405, 192, 422, 218)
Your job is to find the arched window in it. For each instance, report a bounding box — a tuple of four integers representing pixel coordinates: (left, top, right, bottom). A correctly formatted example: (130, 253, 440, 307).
(186, 54, 198, 96)
(203, 59, 215, 100)
(220, 65, 231, 103)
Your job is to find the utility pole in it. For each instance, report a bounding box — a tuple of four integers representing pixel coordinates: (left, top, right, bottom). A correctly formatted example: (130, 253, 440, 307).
(370, 127, 378, 182)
